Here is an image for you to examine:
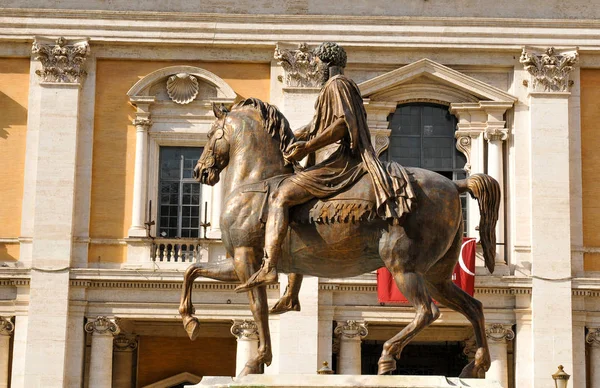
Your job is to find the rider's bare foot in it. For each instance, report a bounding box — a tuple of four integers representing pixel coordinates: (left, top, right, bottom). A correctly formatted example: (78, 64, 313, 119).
(269, 294, 301, 314)
(235, 264, 278, 293)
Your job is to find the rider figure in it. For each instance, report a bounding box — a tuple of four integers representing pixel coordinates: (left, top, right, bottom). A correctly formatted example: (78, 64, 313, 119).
(236, 42, 414, 292)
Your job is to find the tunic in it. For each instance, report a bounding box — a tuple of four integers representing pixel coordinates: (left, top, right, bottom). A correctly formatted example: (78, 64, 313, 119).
(288, 74, 414, 219)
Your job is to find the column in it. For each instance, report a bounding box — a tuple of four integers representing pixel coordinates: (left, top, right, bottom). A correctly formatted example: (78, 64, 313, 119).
(85, 317, 120, 388)
(485, 323, 515, 387)
(0, 318, 14, 388)
(334, 320, 368, 375)
(520, 47, 579, 388)
(231, 320, 259, 377)
(129, 117, 152, 237)
(587, 328, 600, 387)
(23, 37, 90, 388)
(112, 334, 138, 388)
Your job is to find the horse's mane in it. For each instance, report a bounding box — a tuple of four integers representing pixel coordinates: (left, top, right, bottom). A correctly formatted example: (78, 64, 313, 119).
(231, 98, 296, 156)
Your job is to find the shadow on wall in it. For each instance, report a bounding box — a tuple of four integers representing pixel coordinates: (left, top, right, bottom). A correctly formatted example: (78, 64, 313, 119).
(0, 244, 17, 262)
(0, 90, 27, 139)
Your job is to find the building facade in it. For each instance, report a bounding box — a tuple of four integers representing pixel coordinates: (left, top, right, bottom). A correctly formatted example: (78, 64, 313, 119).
(0, 1, 600, 387)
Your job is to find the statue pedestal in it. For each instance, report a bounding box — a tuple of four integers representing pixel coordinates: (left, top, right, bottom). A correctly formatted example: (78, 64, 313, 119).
(190, 375, 502, 388)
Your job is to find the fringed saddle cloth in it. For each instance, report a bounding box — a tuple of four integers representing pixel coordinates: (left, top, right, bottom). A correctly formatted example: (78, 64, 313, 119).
(241, 162, 415, 226)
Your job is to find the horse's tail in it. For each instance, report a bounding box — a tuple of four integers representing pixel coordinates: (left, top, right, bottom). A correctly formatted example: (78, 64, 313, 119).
(454, 174, 500, 273)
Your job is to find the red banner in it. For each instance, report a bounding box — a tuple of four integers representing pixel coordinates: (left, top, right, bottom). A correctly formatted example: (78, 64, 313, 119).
(377, 237, 477, 304)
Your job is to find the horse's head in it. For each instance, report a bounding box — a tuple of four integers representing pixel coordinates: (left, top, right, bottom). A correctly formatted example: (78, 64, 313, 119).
(194, 103, 231, 186)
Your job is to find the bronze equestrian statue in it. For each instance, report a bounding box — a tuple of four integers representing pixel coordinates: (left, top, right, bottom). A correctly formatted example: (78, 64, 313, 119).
(179, 42, 500, 378)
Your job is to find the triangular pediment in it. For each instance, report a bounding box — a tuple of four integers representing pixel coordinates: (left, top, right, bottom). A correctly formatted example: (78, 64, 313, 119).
(359, 58, 517, 104)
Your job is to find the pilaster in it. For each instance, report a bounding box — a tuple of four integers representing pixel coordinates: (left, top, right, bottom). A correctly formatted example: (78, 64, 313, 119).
(23, 36, 90, 388)
(112, 334, 138, 388)
(334, 320, 368, 375)
(0, 317, 14, 388)
(85, 316, 120, 388)
(521, 46, 578, 388)
(231, 320, 259, 377)
(485, 323, 514, 387)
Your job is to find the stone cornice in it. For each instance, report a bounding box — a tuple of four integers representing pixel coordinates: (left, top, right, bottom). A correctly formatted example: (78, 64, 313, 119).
(3, 9, 600, 51)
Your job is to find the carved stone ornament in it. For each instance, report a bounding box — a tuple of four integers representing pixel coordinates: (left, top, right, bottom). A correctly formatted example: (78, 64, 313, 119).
(374, 134, 390, 157)
(132, 118, 153, 128)
(32, 37, 90, 83)
(586, 328, 600, 346)
(114, 334, 138, 352)
(484, 128, 509, 143)
(166, 73, 199, 104)
(462, 336, 477, 360)
(454, 133, 473, 173)
(519, 47, 579, 92)
(230, 320, 259, 340)
(84, 316, 121, 336)
(485, 323, 515, 342)
(334, 320, 368, 339)
(274, 43, 324, 87)
(0, 317, 14, 336)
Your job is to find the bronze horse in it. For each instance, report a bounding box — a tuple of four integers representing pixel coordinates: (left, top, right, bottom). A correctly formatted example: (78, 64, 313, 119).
(179, 98, 500, 377)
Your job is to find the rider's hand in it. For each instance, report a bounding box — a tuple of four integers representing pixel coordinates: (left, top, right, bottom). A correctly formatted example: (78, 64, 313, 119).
(285, 141, 309, 162)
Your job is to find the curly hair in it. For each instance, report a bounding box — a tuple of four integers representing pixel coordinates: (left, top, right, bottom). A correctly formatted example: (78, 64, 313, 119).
(314, 42, 347, 68)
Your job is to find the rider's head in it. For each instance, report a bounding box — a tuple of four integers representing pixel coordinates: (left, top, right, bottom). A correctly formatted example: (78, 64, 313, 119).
(314, 42, 347, 81)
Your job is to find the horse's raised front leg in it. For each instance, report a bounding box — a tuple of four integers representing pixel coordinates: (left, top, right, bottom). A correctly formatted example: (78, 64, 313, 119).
(233, 247, 272, 376)
(179, 259, 239, 341)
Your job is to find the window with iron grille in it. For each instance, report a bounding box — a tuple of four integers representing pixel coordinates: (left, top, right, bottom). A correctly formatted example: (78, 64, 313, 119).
(381, 103, 468, 233)
(158, 147, 203, 238)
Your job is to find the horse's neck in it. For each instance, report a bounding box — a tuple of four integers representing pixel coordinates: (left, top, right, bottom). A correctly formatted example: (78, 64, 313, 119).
(221, 130, 291, 196)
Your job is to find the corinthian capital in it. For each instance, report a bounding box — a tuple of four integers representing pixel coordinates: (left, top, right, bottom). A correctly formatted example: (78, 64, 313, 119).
(334, 320, 368, 339)
(32, 37, 90, 84)
(520, 47, 578, 92)
(132, 118, 153, 128)
(230, 320, 258, 341)
(485, 323, 515, 342)
(84, 316, 120, 336)
(275, 43, 324, 87)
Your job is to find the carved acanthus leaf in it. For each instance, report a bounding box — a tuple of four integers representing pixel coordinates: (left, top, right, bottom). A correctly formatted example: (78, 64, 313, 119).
(520, 47, 578, 92)
(485, 324, 515, 342)
(32, 37, 90, 83)
(84, 316, 120, 336)
(334, 320, 368, 339)
(230, 320, 259, 340)
(274, 43, 324, 87)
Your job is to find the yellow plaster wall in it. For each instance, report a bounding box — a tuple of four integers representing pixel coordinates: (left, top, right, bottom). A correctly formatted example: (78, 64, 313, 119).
(0, 58, 29, 261)
(89, 60, 270, 262)
(582, 69, 600, 271)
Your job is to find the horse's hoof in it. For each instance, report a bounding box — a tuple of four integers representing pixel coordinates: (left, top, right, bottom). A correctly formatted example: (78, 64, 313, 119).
(269, 296, 301, 315)
(377, 354, 396, 375)
(183, 316, 201, 341)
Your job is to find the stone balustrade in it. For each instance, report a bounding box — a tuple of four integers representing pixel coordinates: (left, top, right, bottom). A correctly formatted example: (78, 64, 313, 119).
(151, 239, 204, 263)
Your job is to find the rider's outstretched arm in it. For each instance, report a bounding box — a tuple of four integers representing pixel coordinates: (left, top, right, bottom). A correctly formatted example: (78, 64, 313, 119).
(293, 122, 311, 141)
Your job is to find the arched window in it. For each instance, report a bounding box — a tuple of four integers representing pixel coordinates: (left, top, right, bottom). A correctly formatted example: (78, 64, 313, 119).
(382, 103, 467, 233)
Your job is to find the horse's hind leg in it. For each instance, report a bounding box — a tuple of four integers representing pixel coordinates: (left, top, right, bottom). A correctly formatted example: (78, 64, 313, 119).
(424, 230, 490, 378)
(377, 229, 441, 374)
(179, 259, 239, 341)
(233, 247, 272, 376)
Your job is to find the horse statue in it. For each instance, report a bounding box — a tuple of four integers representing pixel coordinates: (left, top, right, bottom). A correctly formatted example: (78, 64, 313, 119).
(179, 97, 500, 378)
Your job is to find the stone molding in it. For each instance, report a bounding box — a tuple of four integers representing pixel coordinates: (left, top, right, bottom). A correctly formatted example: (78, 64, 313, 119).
(0, 317, 14, 336)
(84, 316, 121, 336)
(274, 43, 323, 88)
(114, 333, 138, 352)
(31, 37, 90, 83)
(520, 47, 579, 92)
(334, 320, 368, 339)
(230, 320, 259, 341)
(485, 323, 515, 342)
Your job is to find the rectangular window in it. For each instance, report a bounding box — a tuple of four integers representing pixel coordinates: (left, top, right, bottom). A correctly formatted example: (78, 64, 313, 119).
(158, 147, 203, 238)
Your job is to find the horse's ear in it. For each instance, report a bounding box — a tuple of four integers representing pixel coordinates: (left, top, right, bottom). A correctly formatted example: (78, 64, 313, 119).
(212, 102, 229, 119)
